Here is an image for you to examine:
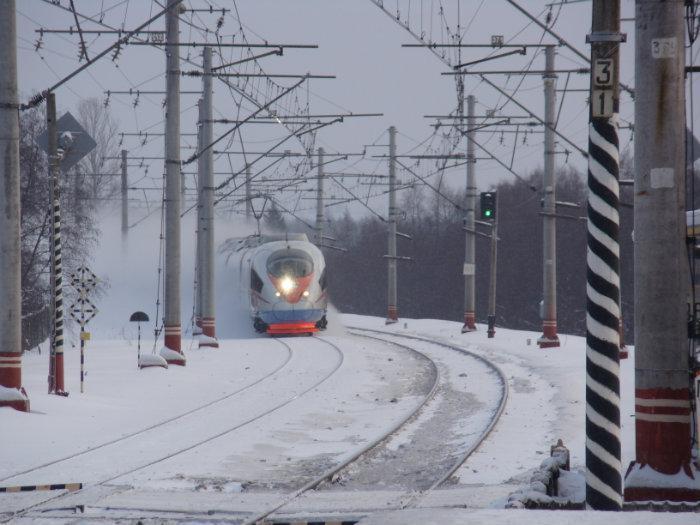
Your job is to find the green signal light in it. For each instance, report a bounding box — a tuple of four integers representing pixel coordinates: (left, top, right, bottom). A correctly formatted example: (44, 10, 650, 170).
(484, 210, 492, 217)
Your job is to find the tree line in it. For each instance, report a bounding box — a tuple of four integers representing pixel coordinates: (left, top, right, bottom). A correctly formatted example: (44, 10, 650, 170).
(309, 162, 637, 340)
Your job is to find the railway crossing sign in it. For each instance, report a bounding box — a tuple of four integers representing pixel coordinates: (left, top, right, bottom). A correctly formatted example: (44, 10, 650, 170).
(68, 266, 99, 393)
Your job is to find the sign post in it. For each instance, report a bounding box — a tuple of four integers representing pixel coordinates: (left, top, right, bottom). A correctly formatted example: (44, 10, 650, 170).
(68, 267, 98, 394)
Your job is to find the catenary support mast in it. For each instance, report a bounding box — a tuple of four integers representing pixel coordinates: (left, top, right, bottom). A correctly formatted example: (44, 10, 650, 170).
(539, 45, 560, 348)
(462, 95, 477, 332)
(121, 149, 128, 237)
(315, 147, 325, 246)
(387, 126, 398, 324)
(0, 0, 29, 411)
(626, 0, 699, 502)
(585, 1, 623, 508)
(199, 46, 217, 347)
(163, 0, 185, 364)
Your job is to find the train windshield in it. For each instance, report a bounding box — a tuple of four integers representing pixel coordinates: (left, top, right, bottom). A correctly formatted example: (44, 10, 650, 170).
(267, 248, 314, 278)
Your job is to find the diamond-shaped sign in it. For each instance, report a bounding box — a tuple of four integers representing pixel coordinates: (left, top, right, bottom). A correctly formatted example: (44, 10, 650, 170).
(70, 266, 98, 293)
(36, 111, 97, 172)
(69, 297, 98, 326)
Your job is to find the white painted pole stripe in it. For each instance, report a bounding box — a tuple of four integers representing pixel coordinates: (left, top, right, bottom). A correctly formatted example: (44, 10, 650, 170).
(586, 371, 622, 406)
(586, 313, 621, 344)
(587, 220, 620, 262)
(586, 469, 623, 507)
(590, 120, 621, 164)
(587, 402, 622, 439)
(587, 186, 620, 227)
(635, 398, 690, 408)
(635, 412, 691, 423)
(587, 284, 621, 319)
(587, 249, 621, 288)
(586, 438, 623, 473)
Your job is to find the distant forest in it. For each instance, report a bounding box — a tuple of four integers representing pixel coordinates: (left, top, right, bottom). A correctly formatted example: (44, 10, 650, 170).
(271, 160, 638, 341)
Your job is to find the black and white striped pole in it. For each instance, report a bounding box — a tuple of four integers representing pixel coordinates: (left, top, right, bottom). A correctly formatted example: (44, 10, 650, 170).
(585, 0, 623, 510)
(47, 93, 66, 396)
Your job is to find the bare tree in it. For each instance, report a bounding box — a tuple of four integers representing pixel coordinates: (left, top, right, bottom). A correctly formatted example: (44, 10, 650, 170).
(76, 97, 120, 201)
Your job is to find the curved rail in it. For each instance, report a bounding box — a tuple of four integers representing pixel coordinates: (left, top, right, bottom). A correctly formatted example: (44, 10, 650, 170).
(348, 327, 509, 508)
(2, 337, 345, 524)
(241, 333, 441, 525)
(0, 339, 294, 484)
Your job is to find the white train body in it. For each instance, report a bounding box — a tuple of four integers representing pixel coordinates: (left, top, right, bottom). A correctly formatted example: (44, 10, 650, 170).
(239, 234, 328, 335)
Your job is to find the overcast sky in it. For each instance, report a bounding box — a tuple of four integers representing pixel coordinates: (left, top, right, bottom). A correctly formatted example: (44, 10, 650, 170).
(14, 1, 697, 222)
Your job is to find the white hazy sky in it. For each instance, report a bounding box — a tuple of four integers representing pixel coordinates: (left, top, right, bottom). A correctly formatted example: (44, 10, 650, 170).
(14, 1, 697, 222)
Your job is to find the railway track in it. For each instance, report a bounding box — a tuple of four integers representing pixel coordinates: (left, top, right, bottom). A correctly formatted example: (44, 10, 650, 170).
(1, 337, 345, 523)
(4, 329, 508, 524)
(242, 328, 508, 524)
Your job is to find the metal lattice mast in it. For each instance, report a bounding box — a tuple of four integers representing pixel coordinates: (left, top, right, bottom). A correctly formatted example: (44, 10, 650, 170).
(199, 46, 217, 347)
(0, 0, 29, 411)
(386, 126, 398, 324)
(47, 93, 66, 394)
(539, 46, 560, 348)
(162, 0, 185, 364)
(626, 0, 698, 502)
(585, 0, 622, 509)
(121, 149, 128, 237)
(315, 147, 325, 246)
(462, 95, 477, 332)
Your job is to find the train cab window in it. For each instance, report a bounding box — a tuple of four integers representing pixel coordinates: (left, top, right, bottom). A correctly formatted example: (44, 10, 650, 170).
(267, 248, 314, 278)
(251, 269, 264, 293)
(319, 268, 328, 290)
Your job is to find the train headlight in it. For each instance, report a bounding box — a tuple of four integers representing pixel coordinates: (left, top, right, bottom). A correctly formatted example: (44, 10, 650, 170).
(280, 275, 296, 294)
(302, 290, 309, 297)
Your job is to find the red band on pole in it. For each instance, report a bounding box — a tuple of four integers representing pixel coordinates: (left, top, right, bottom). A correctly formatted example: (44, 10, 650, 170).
(462, 311, 476, 331)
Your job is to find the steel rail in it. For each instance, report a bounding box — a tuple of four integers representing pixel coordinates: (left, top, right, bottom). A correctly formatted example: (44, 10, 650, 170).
(242, 334, 441, 525)
(1, 337, 344, 523)
(347, 328, 509, 508)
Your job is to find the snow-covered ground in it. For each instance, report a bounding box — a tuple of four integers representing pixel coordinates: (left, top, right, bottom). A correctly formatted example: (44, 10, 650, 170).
(1, 211, 697, 522)
(2, 310, 696, 523)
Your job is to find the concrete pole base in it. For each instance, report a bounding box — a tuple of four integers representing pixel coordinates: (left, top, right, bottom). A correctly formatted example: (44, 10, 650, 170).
(199, 318, 218, 348)
(624, 462, 700, 503)
(461, 312, 476, 333)
(162, 325, 185, 366)
(386, 306, 398, 325)
(538, 320, 560, 348)
(0, 386, 30, 412)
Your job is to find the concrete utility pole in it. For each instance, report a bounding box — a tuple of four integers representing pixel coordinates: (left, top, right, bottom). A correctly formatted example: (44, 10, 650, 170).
(194, 99, 203, 336)
(121, 149, 128, 237)
(627, 0, 699, 502)
(315, 147, 325, 246)
(199, 46, 217, 348)
(538, 45, 560, 348)
(585, 1, 623, 509)
(462, 95, 477, 332)
(386, 126, 398, 324)
(162, 0, 185, 365)
(47, 93, 66, 395)
(245, 166, 252, 219)
(487, 214, 498, 338)
(0, 0, 29, 412)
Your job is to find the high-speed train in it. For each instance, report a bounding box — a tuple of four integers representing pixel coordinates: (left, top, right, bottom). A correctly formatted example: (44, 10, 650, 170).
(239, 233, 328, 335)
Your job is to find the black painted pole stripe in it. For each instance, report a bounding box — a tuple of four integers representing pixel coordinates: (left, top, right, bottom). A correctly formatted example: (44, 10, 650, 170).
(586, 113, 622, 510)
